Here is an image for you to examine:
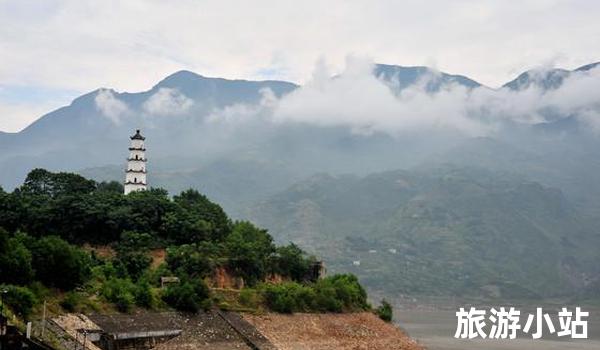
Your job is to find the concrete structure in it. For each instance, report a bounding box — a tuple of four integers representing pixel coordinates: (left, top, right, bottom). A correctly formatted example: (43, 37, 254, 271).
(124, 129, 147, 195)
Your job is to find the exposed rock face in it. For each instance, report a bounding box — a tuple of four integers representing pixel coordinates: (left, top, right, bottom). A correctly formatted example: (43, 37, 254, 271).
(243, 312, 424, 350)
(211, 266, 245, 289)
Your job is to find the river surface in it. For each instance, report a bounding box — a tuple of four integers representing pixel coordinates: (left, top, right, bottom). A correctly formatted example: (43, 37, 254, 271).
(394, 306, 600, 350)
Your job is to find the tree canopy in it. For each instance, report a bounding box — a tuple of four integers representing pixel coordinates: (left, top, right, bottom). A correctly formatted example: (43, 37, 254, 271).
(0, 169, 367, 318)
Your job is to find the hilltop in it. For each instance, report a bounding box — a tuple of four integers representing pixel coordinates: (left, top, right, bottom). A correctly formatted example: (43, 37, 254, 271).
(0, 169, 409, 349)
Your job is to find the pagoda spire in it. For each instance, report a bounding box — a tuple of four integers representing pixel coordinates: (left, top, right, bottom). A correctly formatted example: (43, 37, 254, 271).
(124, 129, 147, 194)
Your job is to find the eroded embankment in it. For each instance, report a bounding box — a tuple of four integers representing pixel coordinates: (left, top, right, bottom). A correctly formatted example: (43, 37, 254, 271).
(243, 312, 425, 350)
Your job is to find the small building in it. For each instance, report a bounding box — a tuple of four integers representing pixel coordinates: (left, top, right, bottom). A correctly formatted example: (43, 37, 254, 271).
(124, 129, 147, 195)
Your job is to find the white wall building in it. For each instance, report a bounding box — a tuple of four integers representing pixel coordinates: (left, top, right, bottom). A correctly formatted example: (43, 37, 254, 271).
(124, 129, 147, 195)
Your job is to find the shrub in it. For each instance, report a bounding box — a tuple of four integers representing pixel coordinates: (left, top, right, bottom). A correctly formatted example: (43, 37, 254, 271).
(258, 274, 368, 314)
(134, 280, 154, 308)
(60, 292, 83, 312)
(2, 285, 36, 318)
(261, 282, 316, 313)
(314, 274, 369, 312)
(312, 284, 343, 312)
(376, 299, 393, 322)
(162, 279, 210, 313)
(101, 278, 136, 312)
(114, 292, 135, 313)
(238, 288, 261, 309)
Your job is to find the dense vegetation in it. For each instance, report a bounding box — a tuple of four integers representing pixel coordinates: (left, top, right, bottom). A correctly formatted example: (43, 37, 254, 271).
(252, 166, 600, 301)
(258, 274, 369, 313)
(0, 169, 371, 319)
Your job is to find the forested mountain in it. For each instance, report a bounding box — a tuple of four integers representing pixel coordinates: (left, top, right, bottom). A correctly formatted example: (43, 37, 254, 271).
(2, 62, 600, 302)
(249, 166, 600, 299)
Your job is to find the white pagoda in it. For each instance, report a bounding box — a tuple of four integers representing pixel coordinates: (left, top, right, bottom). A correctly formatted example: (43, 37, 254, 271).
(124, 129, 147, 194)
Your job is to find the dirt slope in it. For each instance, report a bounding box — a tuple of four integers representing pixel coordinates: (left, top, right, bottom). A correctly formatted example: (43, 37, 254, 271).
(243, 312, 425, 350)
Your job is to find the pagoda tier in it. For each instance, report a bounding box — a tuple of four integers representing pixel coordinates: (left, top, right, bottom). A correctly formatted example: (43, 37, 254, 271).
(127, 158, 147, 162)
(124, 181, 147, 186)
(126, 169, 147, 174)
(130, 129, 146, 140)
(129, 147, 147, 151)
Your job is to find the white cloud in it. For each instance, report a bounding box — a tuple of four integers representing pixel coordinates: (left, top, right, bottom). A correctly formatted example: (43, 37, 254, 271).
(1, 1, 600, 131)
(1, 0, 599, 93)
(272, 57, 489, 136)
(206, 58, 600, 137)
(142, 88, 193, 116)
(94, 89, 129, 123)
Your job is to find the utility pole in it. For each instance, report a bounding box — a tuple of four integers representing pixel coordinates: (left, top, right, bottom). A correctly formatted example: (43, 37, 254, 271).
(41, 300, 47, 338)
(0, 289, 6, 315)
(0, 289, 7, 336)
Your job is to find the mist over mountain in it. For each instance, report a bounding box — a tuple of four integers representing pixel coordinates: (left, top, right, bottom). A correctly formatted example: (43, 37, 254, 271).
(2, 60, 600, 300)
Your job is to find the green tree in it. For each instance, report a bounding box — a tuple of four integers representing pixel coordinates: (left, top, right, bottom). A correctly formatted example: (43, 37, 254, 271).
(0, 228, 34, 285)
(0, 190, 23, 232)
(165, 244, 217, 279)
(1, 285, 36, 318)
(29, 236, 91, 290)
(225, 221, 275, 285)
(20, 168, 95, 198)
(126, 188, 174, 237)
(162, 279, 210, 313)
(174, 189, 231, 240)
(96, 181, 124, 194)
(114, 232, 153, 281)
(273, 243, 312, 281)
(162, 207, 213, 244)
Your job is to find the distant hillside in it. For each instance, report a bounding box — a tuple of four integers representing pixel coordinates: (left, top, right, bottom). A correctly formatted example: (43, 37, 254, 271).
(80, 157, 301, 217)
(503, 61, 600, 90)
(0, 71, 297, 190)
(249, 165, 600, 300)
(374, 64, 481, 92)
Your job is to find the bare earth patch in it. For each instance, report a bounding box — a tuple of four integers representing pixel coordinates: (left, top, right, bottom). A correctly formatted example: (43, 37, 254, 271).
(243, 312, 425, 350)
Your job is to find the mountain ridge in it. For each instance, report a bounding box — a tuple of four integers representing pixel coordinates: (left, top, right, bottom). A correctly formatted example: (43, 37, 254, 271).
(4, 60, 600, 136)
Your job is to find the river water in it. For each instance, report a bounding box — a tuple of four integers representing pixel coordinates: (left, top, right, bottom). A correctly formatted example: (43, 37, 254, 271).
(394, 306, 600, 350)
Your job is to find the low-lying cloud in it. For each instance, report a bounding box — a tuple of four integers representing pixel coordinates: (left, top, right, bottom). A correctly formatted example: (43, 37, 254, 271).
(94, 89, 129, 124)
(93, 57, 600, 139)
(142, 88, 193, 116)
(272, 57, 486, 136)
(206, 57, 600, 137)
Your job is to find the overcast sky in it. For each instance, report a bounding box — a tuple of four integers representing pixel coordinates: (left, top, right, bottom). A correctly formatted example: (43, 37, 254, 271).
(1, 0, 599, 132)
